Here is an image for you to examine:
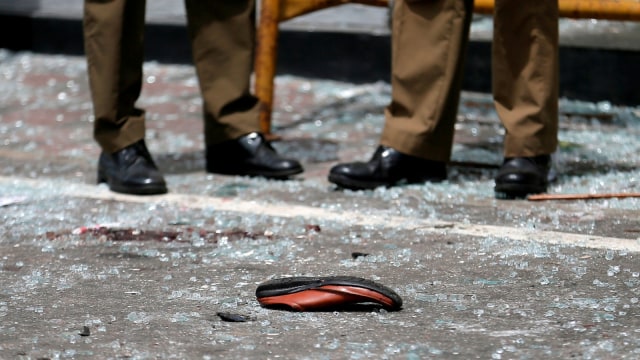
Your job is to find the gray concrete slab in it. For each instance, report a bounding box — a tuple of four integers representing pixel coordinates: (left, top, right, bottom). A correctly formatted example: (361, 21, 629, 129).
(1, 180, 639, 359)
(1, 49, 640, 359)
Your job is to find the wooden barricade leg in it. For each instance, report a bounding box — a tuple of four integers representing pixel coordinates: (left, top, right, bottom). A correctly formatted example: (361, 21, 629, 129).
(255, 0, 281, 136)
(254, 0, 391, 135)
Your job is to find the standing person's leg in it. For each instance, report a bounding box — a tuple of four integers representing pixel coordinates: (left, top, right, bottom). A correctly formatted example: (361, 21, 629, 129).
(184, 0, 303, 178)
(492, 0, 559, 198)
(184, 0, 259, 144)
(84, 0, 167, 195)
(328, 0, 473, 190)
(382, 0, 472, 161)
(84, 0, 146, 153)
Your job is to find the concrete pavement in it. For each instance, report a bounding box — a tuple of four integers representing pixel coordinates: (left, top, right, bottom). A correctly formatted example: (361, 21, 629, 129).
(1, 47, 640, 359)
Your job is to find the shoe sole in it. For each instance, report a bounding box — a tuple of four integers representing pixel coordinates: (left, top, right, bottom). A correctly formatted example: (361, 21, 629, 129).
(98, 174, 168, 196)
(256, 276, 403, 311)
(207, 167, 304, 179)
(494, 183, 547, 199)
(327, 173, 387, 190)
(328, 173, 445, 191)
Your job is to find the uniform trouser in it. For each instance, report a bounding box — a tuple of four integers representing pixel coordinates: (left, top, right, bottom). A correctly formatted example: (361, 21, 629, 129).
(83, 0, 260, 154)
(381, 0, 559, 162)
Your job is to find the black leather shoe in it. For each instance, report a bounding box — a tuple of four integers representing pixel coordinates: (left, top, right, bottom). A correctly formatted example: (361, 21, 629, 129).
(206, 132, 303, 178)
(97, 140, 168, 195)
(494, 155, 551, 199)
(328, 145, 447, 190)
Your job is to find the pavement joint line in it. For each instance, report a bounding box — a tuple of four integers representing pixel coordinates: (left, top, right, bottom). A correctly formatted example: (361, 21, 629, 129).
(3, 175, 639, 252)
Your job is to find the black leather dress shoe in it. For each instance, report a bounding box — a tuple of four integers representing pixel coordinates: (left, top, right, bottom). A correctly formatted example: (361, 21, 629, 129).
(97, 140, 168, 195)
(328, 145, 447, 190)
(206, 132, 303, 178)
(494, 155, 551, 199)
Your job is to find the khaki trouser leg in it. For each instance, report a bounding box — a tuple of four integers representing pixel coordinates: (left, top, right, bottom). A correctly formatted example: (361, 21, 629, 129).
(83, 0, 147, 153)
(380, 0, 473, 162)
(493, 0, 559, 157)
(184, 0, 260, 146)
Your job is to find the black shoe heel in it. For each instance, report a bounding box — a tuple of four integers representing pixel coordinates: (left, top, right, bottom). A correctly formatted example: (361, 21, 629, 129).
(97, 170, 107, 184)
